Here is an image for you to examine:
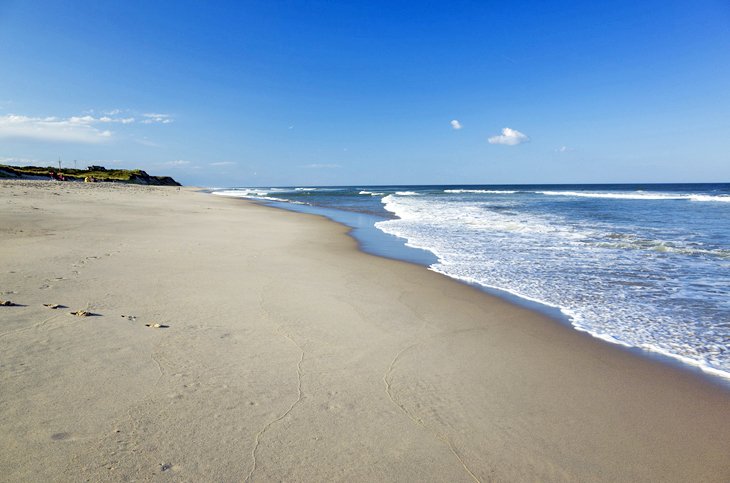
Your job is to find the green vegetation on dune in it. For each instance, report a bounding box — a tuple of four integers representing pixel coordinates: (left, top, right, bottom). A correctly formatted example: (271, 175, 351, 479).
(0, 164, 181, 186)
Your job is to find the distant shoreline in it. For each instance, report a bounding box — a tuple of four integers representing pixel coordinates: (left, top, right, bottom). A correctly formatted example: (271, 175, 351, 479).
(0, 164, 180, 186)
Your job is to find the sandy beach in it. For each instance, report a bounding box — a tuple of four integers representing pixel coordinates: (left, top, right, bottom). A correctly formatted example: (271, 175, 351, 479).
(1, 180, 728, 482)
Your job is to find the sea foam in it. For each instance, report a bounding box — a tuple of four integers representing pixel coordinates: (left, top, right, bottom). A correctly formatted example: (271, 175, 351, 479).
(377, 190, 730, 380)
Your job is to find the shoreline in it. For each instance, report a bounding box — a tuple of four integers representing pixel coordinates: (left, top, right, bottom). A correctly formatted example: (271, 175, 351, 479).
(231, 195, 730, 390)
(2, 180, 729, 481)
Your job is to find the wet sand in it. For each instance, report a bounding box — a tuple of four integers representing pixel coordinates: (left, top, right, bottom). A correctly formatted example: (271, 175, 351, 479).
(1, 180, 728, 482)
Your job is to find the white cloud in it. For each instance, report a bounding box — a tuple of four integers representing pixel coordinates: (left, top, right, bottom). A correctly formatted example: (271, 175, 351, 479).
(0, 110, 173, 144)
(210, 161, 236, 166)
(302, 163, 340, 169)
(67, 114, 135, 125)
(488, 127, 529, 146)
(556, 145, 573, 153)
(98, 116, 135, 124)
(165, 160, 190, 166)
(0, 114, 114, 143)
(141, 113, 173, 124)
(450, 119, 462, 130)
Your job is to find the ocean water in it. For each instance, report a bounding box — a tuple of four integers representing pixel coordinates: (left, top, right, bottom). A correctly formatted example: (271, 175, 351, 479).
(213, 184, 730, 380)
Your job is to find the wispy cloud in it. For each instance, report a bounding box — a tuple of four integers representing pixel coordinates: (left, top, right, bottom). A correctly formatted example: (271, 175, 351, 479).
(68, 115, 135, 124)
(488, 127, 529, 146)
(556, 145, 573, 153)
(210, 161, 236, 166)
(141, 113, 173, 124)
(0, 114, 113, 143)
(100, 116, 135, 124)
(450, 119, 462, 130)
(302, 163, 341, 169)
(0, 110, 172, 143)
(164, 160, 190, 166)
(135, 137, 161, 147)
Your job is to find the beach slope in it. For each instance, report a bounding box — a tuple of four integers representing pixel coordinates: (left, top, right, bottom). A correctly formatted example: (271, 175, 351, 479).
(1, 180, 728, 482)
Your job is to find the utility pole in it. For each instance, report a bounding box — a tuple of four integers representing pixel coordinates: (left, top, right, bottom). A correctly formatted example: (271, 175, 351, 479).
(58, 157, 61, 170)
(74, 160, 77, 170)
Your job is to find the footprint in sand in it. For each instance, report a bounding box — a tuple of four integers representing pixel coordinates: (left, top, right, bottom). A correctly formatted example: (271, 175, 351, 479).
(0, 300, 18, 306)
(69, 310, 97, 317)
(145, 323, 169, 329)
(44, 303, 66, 309)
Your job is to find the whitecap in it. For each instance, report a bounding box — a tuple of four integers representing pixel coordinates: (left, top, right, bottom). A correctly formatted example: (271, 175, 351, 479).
(444, 189, 517, 194)
(537, 190, 730, 202)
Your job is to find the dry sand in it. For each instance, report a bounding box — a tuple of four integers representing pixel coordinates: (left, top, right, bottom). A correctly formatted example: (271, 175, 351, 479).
(1, 180, 728, 482)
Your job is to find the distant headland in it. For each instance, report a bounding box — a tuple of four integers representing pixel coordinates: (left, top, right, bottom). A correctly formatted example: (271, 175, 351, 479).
(0, 164, 181, 186)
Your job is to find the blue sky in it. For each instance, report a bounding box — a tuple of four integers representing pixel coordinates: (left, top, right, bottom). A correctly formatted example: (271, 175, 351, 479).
(1, 0, 729, 186)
